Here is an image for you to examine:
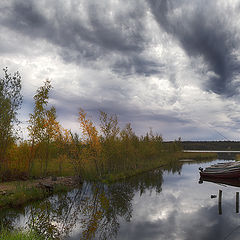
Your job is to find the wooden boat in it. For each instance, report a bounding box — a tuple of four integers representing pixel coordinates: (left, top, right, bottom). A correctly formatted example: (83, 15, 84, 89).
(199, 162, 240, 178)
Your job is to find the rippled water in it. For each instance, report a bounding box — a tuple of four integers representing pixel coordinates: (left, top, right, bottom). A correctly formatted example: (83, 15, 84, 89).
(1, 159, 240, 240)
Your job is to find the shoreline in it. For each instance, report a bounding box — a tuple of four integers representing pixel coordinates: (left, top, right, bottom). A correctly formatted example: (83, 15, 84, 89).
(0, 152, 217, 210)
(0, 176, 81, 209)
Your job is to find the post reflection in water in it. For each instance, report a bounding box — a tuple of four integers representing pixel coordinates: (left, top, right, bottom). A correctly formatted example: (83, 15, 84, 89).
(236, 192, 239, 213)
(200, 176, 240, 216)
(218, 190, 222, 215)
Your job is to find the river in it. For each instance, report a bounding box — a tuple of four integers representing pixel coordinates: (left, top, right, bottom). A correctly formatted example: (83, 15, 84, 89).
(1, 159, 240, 240)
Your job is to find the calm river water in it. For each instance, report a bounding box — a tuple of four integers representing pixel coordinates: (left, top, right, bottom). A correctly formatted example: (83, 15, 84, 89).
(1, 159, 240, 240)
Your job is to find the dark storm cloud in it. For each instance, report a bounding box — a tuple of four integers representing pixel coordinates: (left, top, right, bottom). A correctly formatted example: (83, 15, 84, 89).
(12, 1, 46, 28)
(148, 0, 240, 96)
(0, 0, 161, 75)
(4, 0, 240, 95)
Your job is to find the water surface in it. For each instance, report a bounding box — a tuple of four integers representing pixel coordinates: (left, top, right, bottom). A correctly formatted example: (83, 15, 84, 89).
(1, 159, 240, 240)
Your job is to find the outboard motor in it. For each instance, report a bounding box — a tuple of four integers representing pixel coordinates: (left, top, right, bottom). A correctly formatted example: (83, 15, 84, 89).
(199, 167, 203, 172)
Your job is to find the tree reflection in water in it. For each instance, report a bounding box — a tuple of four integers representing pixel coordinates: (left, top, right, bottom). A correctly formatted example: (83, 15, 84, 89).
(0, 169, 165, 240)
(0, 209, 20, 231)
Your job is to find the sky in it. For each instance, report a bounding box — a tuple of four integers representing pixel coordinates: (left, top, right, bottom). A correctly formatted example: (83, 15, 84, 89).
(1, 0, 240, 141)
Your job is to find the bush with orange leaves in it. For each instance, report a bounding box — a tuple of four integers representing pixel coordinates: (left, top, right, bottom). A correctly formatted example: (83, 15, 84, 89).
(77, 109, 103, 178)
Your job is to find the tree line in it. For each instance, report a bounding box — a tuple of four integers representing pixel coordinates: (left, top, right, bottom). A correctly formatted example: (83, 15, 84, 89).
(181, 141, 240, 151)
(0, 69, 182, 182)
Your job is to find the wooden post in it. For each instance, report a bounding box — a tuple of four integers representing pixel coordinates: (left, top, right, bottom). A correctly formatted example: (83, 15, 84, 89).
(236, 192, 239, 213)
(218, 190, 222, 215)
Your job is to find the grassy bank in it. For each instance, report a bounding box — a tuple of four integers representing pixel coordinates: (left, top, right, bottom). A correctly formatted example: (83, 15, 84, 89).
(0, 229, 46, 240)
(0, 177, 78, 209)
(102, 160, 167, 183)
(101, 151, 217, 183)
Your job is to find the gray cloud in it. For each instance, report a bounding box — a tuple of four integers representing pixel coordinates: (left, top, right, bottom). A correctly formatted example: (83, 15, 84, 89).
(1, 0, 240, 140)
(1, 0, 159, 76)
(50, 90, 190, 125)
(148, 0, 240, 96)
(113, 55, 163, 76)
(4, 0, 240, 94)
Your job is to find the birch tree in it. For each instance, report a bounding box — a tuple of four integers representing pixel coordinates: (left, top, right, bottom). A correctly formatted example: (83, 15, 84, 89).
(28, 80, 59, 174)
(0, 68, 22, 167)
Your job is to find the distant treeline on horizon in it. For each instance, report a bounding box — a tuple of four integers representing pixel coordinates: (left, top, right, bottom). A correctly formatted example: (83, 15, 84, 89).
(169, 141, 240, 151)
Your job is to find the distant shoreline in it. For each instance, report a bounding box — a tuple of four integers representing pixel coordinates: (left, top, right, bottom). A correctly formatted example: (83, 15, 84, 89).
(183, 150, 240, 153)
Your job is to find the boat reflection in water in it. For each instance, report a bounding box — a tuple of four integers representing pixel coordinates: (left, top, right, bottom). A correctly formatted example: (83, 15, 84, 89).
(199, 176, 240, 188)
